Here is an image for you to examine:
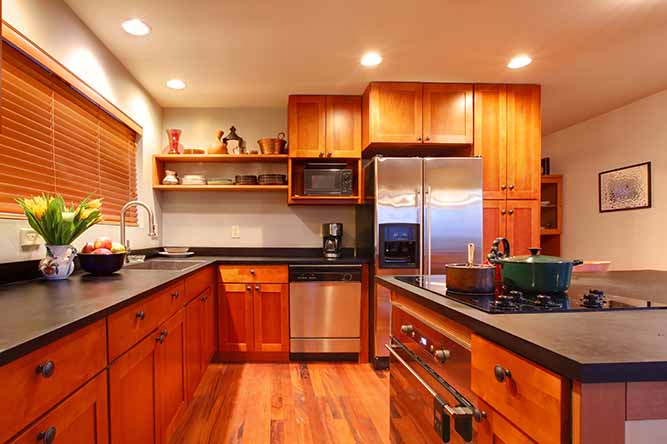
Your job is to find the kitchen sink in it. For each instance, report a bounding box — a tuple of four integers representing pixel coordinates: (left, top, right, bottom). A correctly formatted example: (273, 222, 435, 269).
(124, 260, 208, 271)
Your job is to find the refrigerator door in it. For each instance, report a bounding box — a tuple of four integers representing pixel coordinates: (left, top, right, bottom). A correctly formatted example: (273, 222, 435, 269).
(373, 157, 423, 363)
(423, 158, 483, 275)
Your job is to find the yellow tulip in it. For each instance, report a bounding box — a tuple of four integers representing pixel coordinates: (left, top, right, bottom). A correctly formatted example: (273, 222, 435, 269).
(87, 199, 102, 209)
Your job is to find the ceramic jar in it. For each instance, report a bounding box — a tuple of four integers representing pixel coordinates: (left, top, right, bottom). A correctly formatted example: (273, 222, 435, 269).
(40, 245, 77, 280)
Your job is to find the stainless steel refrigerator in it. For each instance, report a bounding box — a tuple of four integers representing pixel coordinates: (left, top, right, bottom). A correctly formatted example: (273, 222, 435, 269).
(356, 157, 483, 368)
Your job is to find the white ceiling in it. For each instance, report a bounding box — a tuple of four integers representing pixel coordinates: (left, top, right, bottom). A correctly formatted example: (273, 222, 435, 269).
(64, 0, 667, 135)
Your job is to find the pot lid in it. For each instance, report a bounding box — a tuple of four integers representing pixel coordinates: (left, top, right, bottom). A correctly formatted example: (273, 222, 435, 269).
(502, 248, 575, 264)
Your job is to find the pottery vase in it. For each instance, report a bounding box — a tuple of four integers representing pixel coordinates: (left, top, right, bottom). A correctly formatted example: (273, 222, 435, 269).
(40, 245, 77, 280)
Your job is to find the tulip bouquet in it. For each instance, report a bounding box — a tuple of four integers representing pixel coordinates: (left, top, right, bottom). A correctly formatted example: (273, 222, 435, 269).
(16, 194, 103, 245)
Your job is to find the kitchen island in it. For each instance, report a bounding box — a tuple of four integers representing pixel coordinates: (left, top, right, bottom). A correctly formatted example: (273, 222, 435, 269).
(378, 272, 667, 444)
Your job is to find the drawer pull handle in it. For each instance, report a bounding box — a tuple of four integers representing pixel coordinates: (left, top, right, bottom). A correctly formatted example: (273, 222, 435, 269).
(171, 291, 180, 299)
(136, 311, 145, 320)
(36, 360, 55, 378)
(400, 324, 414, 335)
(37, 426, 56, 444)
(434, 349, 451, 363)
(494, 364, 511, 383)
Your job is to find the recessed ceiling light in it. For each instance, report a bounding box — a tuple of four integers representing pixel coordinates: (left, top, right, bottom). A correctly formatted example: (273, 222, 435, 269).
(121, 18, 151, 36)
(507, 55, 532, 69)
(166, 79, 186, 90)
(360, 52, 383, 67)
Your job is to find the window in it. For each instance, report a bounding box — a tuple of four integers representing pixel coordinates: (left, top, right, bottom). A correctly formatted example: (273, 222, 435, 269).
(0, 42, 138, 223)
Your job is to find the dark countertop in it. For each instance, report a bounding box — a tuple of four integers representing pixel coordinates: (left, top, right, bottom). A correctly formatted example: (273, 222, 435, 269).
(378, 272, 667, 383)
(0, 252, 370, 366)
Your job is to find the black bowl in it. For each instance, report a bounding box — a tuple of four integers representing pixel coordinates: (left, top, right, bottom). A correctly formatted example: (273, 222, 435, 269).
(78, 253, 126, 275)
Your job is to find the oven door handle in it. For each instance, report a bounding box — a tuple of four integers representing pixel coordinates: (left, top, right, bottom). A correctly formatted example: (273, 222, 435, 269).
(386, 343, 438, 397)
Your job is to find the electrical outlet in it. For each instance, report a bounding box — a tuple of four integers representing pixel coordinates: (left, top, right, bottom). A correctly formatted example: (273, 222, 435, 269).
(20, 228, 42, 247)
(231, 225, 240, 239)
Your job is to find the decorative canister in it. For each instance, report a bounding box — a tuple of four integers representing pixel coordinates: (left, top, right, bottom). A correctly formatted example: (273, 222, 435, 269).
(162, 170, 179, 185)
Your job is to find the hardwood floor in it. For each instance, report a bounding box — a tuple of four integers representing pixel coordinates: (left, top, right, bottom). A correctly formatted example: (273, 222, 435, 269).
(169, 362, 390, 444)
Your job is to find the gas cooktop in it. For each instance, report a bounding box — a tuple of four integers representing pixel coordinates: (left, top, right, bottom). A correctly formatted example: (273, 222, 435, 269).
(396, 275, 667, 314)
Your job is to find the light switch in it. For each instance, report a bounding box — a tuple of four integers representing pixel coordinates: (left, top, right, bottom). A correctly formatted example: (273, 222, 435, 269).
(231, 225, 240, 239)
(20, 228, 42, 246)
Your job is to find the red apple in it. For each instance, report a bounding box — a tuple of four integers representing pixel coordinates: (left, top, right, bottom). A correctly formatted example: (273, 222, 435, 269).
(81, 242, 95, 254)
(94, 237, 112, 250)
(92, 248, 112, 255)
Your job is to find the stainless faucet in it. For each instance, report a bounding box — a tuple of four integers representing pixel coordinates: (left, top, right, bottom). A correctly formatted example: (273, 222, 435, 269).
(120, 200, 158, 255)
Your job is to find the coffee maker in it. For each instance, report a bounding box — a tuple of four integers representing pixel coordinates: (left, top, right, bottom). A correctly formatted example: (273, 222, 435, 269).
(322, 223, 343, 259)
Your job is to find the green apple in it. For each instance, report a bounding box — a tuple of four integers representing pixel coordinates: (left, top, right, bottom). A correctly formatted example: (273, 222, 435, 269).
(111, 242, 126, 253)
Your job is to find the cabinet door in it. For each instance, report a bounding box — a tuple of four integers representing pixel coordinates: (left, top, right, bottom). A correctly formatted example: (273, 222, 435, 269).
(367, 82, 423, 144)
(184, 298, 204, 400)
(9, 372, 108, 444)
(288, 95, 326, 157)
(201, 287, 217, 365)
(155, 310, 187, 444)
(218, 283, 254, 352)
(474, 85, 508, 199)
(109, 332, 158, 444)
(326, 95, 361, 157)
(507, 85, 541, 200)
(423, 83, 473, 144)
(476, 400, 536, 444)
(483, 200, 507, 256)
(252, 283, 289, 352)
(506, 200, 540, 255)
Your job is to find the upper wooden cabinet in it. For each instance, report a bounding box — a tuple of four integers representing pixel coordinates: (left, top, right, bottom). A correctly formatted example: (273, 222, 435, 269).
(483, 199, 540, 255)
(288, 95, 360, 158)
(362, 82, 473, 150)
(363, 82, 423, 145)
(423, 83, 473, 144)
(475, 84, 541, 200)
(288, 95, 326, 157)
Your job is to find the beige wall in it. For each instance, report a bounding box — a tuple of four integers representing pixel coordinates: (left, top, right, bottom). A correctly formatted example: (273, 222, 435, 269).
(161, 108, 356, 248)
(0, 0, 163, 263)
(543, 89, 667, 270)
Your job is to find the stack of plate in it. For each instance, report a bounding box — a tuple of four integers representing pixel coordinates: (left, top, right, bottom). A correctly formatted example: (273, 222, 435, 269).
(258, 174, 287, 185)
(208, 178, 234, 186)
(181, 174, 207, 185)
(235, 175, 258, 185)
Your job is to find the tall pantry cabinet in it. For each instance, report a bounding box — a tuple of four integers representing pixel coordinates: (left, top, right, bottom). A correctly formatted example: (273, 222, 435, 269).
(475, 84, 541, 256)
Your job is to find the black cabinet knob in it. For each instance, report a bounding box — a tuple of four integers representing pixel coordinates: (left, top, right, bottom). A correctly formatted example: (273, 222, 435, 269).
(37, 426, 56, 444)
(508, 209, 514, 215)
(255, 285, 260, 291)
(417, 137, 422, 142)
(171, 291, 180, 299)
(135, 311, 145, 320)
(246, 285, 252, 291)
(509, 184, 515, 190)
(494, 364, 511, 383)
(425, 136, 431, 141)
(250, 269, 256, 274)
(156, 330, 168, 344)
(36, 360, 55, 378)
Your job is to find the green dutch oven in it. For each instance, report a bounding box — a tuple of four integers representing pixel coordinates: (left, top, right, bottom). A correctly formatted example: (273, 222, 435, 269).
(487, 237, 583, 294)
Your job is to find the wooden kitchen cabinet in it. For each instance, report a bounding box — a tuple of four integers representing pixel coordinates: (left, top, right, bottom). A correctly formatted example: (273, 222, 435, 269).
(422, 83, 473, 144)
(288, 95, 326, 157)
(483, 199, 540, 256)
(184, 295, 205, 400)
(201, 287, 217, 364)
(325, 95, 362, 157)
(362, 82, 423, 145)
(476, 400, 537, 444)
(8, 372, 109, 444)
(218, 265, 289, 361)
(474, 84, 507, 200)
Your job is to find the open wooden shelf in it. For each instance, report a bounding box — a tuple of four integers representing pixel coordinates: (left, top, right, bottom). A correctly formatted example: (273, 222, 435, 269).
(154, 185, 288, 192)
(154, 154, 288, 163)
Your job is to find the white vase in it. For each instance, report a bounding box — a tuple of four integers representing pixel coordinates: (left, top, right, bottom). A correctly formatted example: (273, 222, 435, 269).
(40, 245, 77, 280)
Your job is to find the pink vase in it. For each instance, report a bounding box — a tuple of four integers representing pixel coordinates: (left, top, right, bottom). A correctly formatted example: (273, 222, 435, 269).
(166, 129, 183, 154)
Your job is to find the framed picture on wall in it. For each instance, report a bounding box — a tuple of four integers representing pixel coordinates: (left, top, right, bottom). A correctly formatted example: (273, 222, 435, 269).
(599, 162, 652, 213)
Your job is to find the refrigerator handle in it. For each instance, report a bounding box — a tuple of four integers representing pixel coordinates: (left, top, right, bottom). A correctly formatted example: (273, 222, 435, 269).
(416, 187, 424, 276)
(426, 185, 432, 277)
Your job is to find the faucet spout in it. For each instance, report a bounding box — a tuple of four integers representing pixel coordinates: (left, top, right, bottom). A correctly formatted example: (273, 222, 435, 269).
(120, 200, 158, 254)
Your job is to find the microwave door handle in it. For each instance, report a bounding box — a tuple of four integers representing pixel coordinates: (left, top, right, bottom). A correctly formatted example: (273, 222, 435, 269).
(417, 188, 424, 276)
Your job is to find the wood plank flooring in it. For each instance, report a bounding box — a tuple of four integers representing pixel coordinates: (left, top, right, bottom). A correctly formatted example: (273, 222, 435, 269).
(169, 362, 389, 444)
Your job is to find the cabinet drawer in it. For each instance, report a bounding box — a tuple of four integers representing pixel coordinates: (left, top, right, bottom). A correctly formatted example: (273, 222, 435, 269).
(218, 265, 288, 283)
(8, 371, 109, 444)
(0, 320, 107, 443)
(185, 266, 214, 303)
(108, 280, 185, 361)
(471, 335, 567, 444)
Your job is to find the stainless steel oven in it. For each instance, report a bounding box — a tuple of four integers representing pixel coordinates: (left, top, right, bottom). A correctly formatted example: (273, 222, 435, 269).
(304, 163, 354, 196)
(389, 307, 483, 443)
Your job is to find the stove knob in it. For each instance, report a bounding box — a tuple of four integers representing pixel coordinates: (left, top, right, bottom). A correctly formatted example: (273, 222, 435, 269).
(343, 273, 352, 281)
(400, 324, 414, 335)
(434, 349, 450, 363)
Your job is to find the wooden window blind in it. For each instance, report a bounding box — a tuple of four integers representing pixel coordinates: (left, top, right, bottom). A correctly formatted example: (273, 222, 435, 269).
(0, 42, 138, 223)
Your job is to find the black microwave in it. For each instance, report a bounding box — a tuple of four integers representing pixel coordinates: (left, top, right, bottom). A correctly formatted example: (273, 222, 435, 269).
(303, 163, 354, 196)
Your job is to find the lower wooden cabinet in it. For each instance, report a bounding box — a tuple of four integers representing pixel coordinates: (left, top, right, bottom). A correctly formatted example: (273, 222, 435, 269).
(476, 400, 536, 444)
(218, 280, 289, 361)
(184, 287, 216, 400)
(8, 372, 109, 444)
(109, 310, 187, 444)
(483, 199, 540, 256)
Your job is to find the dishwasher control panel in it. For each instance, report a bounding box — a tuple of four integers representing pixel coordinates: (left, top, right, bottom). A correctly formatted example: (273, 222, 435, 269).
(289, 266, 362, 282)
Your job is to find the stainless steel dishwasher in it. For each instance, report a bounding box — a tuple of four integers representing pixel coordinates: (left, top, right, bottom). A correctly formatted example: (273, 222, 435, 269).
(289, 265, 362, 354)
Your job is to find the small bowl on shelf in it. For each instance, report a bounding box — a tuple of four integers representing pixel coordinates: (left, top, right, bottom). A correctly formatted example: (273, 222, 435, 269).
(164, 247, 190, 254)
(78, 253, 127, 275)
